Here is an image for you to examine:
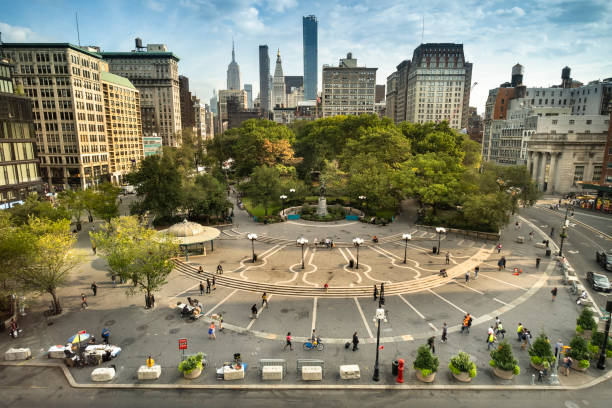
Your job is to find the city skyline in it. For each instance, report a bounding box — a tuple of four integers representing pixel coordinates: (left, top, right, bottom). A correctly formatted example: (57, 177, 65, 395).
(1, 0, 611, 113)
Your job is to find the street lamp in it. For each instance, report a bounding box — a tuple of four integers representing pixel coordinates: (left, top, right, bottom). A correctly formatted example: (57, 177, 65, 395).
(297, 237, 308, 269)
(280, 194, 287, 210)
(353, 237, 364, 269)
(435, 227, 446, 255)
(372, 301, 387, 382)
(289, 188, 295, 193)
(402, 233, 412, 264)
(596, 300, 612, 370)
(247, 233, 258, 262)
(358, 195, 366, 212)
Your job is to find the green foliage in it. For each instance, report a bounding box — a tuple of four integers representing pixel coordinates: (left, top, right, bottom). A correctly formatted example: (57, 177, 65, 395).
(91, 183, 121, 222)
(178, 352, 203, 374)
(8, 193, 70, 225)
(530, 356, 543, 365)
(569, 336, 591, 360)
(579, 359, 590, 368)
(346, 154, 398, 214)
(449, 351, 477, 378)
(528, 333, 555, 364)
(576, 325, 584, 333)
(513, 365, 521, 375)
(419, 368, 433, 377)
(413, 345, 439, 373)
(590, 332, 612, 351)
(490, 341, 518, 371)
(182, 174, 232, 223)
(576, 308, 597, 331)
(241, 165, 282, 216)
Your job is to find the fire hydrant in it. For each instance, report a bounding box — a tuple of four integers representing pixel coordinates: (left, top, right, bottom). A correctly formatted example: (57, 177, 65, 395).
(397, 358, 405, 383)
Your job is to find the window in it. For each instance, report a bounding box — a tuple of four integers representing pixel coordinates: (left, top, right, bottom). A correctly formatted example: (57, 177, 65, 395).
(592, 165, 602, 181)
(573, 166, 584, 185)
(569, 119, 575, 124)
(552, 120, 558, 124)
(586, 119, 592, 125)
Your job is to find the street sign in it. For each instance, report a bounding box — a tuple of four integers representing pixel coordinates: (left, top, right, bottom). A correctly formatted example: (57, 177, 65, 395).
(178, 338, 187, 350)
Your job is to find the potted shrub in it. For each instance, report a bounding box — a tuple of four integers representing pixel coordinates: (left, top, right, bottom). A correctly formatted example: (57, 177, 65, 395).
(528, 333, 555, 371)
(569, 336, 591, 371)
(448, 351, 477, 382)
(413, 345, 439, 382)
(490, 341, 520, 380)
(576, 308, 597, 339)
(178, 352, 205, 379)
(588, 331, 612, 359)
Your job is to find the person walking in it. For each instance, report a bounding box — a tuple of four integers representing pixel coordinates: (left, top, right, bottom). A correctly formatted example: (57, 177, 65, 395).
(352, 331, 359, 351)
(208, 322, 216, 340)
(427, 335, 436, 354)
(465, 270, 470, 283)
(91, 282, 97, 296)
(474, 266, 479, 279)
(467, 314, 473, 333)
(212, 276, 216, 291)
(251, 304, 258, 319)
(218, 313, 224, 332)
(9, 318, 19, 338)
(550, 227, 555, 237)
(111, 275, 117, 288)
(92, 241, 97, 255)
(150, 294, 155, 308)
(555, 339, 563, 359)
(551, 287, 558, 301)
(373, 285, 378, 301)
(496, 321, 505, 340)
(461, 315, 468, 334)
(445, 252, 450, 265)
(498, 258, 504, 271)
(529, 231, 534, 241)
(284, 332, 293, 350)
(487, 332, 497, 350)
(441, 322, 448, 343)
(517, 323, 524, 341)
(217, 264, 223, 275)
(262, 292, 268, 308)
(198, 266, 203, 274)
(563, 356, 572, 376)
(199, 281, 204, 295)
(206, 278, 211, 294)
(101, 328, 110, 345)
(496, 243, 502, 253)
(536, 257, 541, 269)
(80, 294, 88, 310)
(501, 256, 507, 270)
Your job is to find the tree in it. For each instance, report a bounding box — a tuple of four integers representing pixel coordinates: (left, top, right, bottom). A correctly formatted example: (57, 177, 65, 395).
(462, 193, 512, 232)
(241, 165, 282, 216)
(17, 218, 80, 314)
(8, 193, 70, 225)
(92, 216, 178, 307)
(346, 154, 398, 213)
(0, 213, 36, 298)
(319, 160, 348, 197)
(92, 182, 121, 222)
(58, 190, 86, 227)
(339, 125, 411, 169)
(182, 174, 232, 223)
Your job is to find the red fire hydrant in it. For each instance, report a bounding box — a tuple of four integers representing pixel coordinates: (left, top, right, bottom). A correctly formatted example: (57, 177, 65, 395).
(397, 358, 405, 383)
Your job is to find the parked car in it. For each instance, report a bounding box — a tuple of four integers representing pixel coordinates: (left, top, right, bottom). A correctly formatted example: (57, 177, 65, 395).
(595, 251, 612, 271)
(586, 271, 611, 292)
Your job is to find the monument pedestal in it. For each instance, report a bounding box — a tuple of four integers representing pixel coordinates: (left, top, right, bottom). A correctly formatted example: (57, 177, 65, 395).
(317, 197, 328, 217)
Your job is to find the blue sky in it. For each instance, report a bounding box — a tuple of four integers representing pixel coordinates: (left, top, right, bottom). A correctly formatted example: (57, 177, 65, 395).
(1, 0, 611, 113)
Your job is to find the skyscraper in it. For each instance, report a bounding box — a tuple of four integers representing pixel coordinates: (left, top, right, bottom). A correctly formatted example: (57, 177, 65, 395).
(227, 40, 241, 91)
(272, 50, 286, 108)
(244, 84, 253, 109)
(303, 15, 318, 101)
(258, 45, 270, 112)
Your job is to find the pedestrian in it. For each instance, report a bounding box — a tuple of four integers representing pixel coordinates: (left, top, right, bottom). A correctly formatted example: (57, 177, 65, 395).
(284, 332, 293, 350)
(487, 332, 497, 350)
(465, 270, 470, 283)
(212, 276, 216, 290)
(217, 264, 223, 275)
(199, 281, 204, 295)
(92, 241, 96, 255)
(441, 322, 448, 343)
(551, 287, 558, 301)
(517, 323, 523, 341)
(373, 285, 378, 301)
(474, 266, 479, 279)
(352, 331, 359, 351)
(150, 294, 155, 308)
(111, 275, 117, 288)
(262, 292, 268, 308)
(445, 252, 450, 265)
(218, 313, 224, 331)
(461, 315, 468, 333)
(496, 243, 502, 253)
(488, 325, 495, 339)
(208, 322, 216, 340)
(91, 282, 97, 296)
(206, 278, 211, 294)
(251, 303, 258, 319)
(529, 231, 534, 241)
(501, 256, 506, 270)
(428, 335, 436, 354)
(526, 329, 533, 347)
(9, 318, 19, 338)
(323, 283, 329, 292)
(467, 314, 473, 333)
(498, 258, 504, 271)
(80, 293, 88, 310)
(515, 221, 519, 230)
(198, 266, 203, 274)
(101, 328, 110, 344)
(563, 356, 572, 376)
(555, 339, 563, 358)
(536, 257, 541, 269)
(496, 321, 505, 340)
(550, 227, 555, 237)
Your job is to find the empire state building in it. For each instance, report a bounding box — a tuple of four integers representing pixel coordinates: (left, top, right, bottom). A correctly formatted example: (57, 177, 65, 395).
(226, 41, 241, 90)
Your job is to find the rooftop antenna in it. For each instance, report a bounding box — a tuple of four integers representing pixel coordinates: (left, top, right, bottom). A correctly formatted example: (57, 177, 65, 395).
(421, 15, 424, 44)
(75, 12, 81, 46)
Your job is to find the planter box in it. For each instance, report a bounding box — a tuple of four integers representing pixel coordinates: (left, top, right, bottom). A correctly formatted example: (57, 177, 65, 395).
(183, 365, 202, 379)
(493, 367, 515, 380)
(262, 365, 283, 381)
(339, 364, 360, 380)
(451, 370, 472, 382)
(223, 365, 245, 380)
(91, 367, 115, 382)
(415, 370, 436, 383)
(570, 359, 588, 372)
(302, 366, 322, 381)
(4, 348, 31, 361)
(138, 365, 161, 380)
(530, 361, 548, 372)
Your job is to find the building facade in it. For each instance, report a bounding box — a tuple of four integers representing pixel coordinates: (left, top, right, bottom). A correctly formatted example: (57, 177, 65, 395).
(385, 71, 398, 123)
(5, 43, 111, 189)
(244, 84, 253, 109)
(218, 89, 247, 132)
(101, 41, 181, 147)
(467, 107, 483, 143)
(272, 50, 286, 108)
(100, 71, 144, 185)
(375, 84, 385, 103)
(303, 15, 318, 101)
(179, 75, 195, 132)
(601, 111, 612, 185)
(143, 135, 162, 157)
(226, 41, 241, 91)
(0, 59, 43, 206)
(321, 53, 377, 117)
(258, 45, 270, 112)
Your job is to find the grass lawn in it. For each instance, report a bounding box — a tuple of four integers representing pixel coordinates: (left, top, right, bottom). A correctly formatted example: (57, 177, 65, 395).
(242, 198, 281, 218)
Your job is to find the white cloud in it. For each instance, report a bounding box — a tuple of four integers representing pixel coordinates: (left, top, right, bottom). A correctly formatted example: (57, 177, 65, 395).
(236, 7, 266, 33)
(268, 0, 297, 13)
(143, 0, 166, 12)
(511, 6, 526, 17)
(0, 22, 38, 42)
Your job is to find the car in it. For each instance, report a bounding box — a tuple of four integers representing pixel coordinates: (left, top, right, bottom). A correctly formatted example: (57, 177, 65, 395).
(595, 251, 612, 271)
(586, 271, 611, 292)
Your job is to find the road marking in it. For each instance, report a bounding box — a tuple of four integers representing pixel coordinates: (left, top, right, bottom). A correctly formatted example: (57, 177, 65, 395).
(311, 297, 318, 332)
(479, 273, 528, 291)
(428, 322, 438, 331)
(204, 289, 238, 316)
(354, 297, 374, 339)
(246, 294, 274, 330)
(427, 289, 468, 315)
(451, 281, 484, 295)
(168, 282, 201, 301)
(397, 294, 425, 319)
(301, 249, 319, 287)
(493, 297, 509, 306)
(568, 250, 579, 254)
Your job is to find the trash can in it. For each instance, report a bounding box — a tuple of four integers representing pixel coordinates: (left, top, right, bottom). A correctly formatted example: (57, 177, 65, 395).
(349, 259, 355, 268)
(545, 249, 551, 257)
(392, 360, 399, 376)
(432, 246, 437, 254)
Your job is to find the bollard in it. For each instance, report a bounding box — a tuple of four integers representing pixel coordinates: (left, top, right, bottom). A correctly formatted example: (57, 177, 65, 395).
(397, 359, 404, 383)
(531, 373, 535, 385)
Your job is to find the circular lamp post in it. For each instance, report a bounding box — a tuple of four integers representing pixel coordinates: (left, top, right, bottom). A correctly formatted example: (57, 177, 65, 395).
(280, 194, 287, 210)
(358, 195, 366, 212)
(402, 233, 412, 264)
(297, 237, 308, 269)
(289, 188, 296, 193)
(353, 237, 364, 269)
(435, 227, 446, 255)
(372, 301, 387, 381)
(247, 233, 258, 263)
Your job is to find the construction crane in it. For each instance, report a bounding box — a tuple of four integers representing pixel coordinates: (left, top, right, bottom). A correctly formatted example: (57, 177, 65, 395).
(449, 82, 478, 127)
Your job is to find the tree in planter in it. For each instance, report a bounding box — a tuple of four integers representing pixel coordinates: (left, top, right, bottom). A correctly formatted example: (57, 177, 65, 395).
(178, 352, 205, 376)
(17, 218, 81, 315)
(413, 344, 439, 378)
(588, 332, 612, 358)
(528, 333, 555, 369)
(490, 341, 520, 375)
(569, 335, 591, 369)
(449, 351, 477, 379)
(576, 307, 597, 333)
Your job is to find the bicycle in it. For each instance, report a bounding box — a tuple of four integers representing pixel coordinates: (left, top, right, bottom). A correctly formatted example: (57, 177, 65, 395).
(303, 337, 324, 351)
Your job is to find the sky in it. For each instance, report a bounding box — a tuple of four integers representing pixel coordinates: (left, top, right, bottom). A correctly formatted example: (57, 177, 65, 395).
(1, 0, 611, 113)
